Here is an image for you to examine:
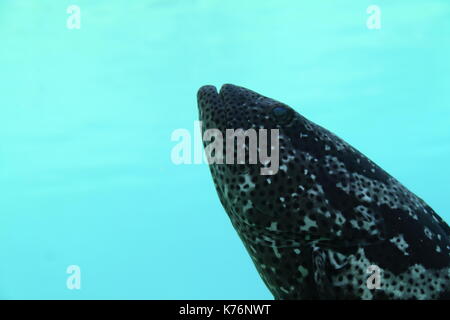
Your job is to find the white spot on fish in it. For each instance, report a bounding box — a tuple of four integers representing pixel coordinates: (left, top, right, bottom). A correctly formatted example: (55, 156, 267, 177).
(389, 234, 410, 256)
(266, 222, 278, 232)
(242, 200, 253, 214)
(424, 227, 433, 240)
(298, 266, 309, 278)
(300, 216, 318, 231)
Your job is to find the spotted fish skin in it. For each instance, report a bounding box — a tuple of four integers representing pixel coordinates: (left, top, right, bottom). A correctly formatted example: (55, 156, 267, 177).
(197, 84, 450, 300)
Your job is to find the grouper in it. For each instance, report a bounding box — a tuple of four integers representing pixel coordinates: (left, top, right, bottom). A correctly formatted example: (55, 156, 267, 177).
(197, 84, 450, 300)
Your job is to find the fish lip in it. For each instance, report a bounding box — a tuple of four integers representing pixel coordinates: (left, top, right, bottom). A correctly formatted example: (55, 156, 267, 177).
(197, 84, 229, 128)
(197, 85, 218, 101)
(197, 83, 237, 109)
(219, 83, 237, 95)
(197, 85, 221, 113)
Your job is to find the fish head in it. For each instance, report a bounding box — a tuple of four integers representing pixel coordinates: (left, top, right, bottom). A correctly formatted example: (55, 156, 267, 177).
(197, 84, 326, 242)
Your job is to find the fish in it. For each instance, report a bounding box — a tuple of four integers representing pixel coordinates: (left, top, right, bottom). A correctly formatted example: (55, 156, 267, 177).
(197, 83, 450, 300)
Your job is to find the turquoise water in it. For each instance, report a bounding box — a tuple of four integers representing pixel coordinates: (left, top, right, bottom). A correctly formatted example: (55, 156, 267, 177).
(0, 1, 449, 299)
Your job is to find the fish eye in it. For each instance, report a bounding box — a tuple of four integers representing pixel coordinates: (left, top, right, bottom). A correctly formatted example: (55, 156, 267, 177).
(271, 104, 293, 124)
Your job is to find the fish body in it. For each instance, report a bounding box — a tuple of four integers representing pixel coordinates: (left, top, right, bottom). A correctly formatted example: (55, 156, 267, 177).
(197, 84, 450, 300)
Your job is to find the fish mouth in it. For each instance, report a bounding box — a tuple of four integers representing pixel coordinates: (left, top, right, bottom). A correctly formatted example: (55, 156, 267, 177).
(197, 85, 219, 106)
(197, 84, 235, 131)
(197, 85, 219, 118)
(197, 83, 245, 118)
(197, 83, 237, 108)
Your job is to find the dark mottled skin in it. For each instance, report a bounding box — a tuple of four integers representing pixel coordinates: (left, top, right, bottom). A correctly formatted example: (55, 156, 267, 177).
(197, 84, 450, 300)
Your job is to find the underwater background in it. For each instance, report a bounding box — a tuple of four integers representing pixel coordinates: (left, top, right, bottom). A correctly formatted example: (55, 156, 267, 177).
(0, 0, 449, 299)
